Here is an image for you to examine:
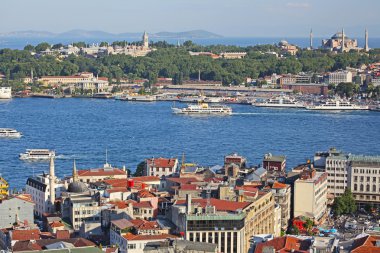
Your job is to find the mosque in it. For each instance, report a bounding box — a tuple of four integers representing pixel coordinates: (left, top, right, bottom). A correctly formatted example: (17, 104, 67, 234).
(320, 29, 369, 52)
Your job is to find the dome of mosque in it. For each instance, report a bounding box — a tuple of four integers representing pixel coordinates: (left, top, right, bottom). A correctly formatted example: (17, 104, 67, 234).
(68, 181, 88, 193)
(331, 32, 349, 40)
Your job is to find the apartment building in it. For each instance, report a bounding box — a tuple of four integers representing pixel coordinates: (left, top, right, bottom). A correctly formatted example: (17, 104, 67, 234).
(145, 158, 178, 178)
(270, 182, 291, 231)
(294, 169, 328, 223)
(328, 71, 353, 84)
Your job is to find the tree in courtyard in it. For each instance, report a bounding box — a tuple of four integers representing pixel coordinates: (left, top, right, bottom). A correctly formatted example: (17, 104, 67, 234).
(134, 161, 146, 177)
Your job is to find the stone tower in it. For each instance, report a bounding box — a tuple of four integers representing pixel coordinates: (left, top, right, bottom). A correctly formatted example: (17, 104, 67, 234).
(341, 28, 345, 53)
(310, 29, 313, 49)
(364, 29, 369, 52)
(142, 31, 149, 48)
(49, 156, 55, 211)
(73, 159, 78, 182)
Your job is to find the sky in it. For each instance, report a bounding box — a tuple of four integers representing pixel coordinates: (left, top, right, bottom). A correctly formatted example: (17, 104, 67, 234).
(1, 0, 379, 37)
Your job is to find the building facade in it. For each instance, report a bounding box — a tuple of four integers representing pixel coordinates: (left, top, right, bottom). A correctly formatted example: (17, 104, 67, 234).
(145, 158, 178, 178)
(328, 71, 353, 84)
(0, 195, 34, 229)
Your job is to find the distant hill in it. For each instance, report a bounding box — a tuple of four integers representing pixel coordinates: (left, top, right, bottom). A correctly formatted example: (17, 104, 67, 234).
(0, 29, 223, 40)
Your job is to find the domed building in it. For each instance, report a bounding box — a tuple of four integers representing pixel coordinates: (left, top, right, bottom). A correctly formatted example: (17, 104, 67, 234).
(322, 29, 359, 52)
(67, 181, 88, 193)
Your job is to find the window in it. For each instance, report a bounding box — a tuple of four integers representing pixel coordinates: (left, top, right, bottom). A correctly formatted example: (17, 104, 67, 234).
(366, 185, 370, 192)
(127, 244, 136, 249)
(360, 185, 364, 191)
(373, 185, 376, 192)
(354, 184, 357, 191)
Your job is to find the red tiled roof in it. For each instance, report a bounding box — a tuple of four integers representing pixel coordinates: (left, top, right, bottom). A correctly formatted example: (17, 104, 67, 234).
(351, 235, 380, 253)
(56, 230, 70, 239)
(123, 233, 178, 241)
(105, 248, 118, 253)
(78, 168, 127, 177)
(272, 181, 289, 189)
(137, 189, 156, 198)
(166, 177, 199, 185)
(128, 219, 160, 230)
(109, 201, 130, 209)
(111, 219, 133, 230)
(179, 184, 198, 191)
(235, 185, 259, 193)
(49, 221, 64, 228)
(14, 194, 35, 204)
(104, 179, 129, 187)
(175, 198, 251, 212)
(254, 236, 311, 253)
(147, 158, 177, 168)
(133, 201, 153, 209)
(12, 229, 40, 241)
(132, 176, 160, 182)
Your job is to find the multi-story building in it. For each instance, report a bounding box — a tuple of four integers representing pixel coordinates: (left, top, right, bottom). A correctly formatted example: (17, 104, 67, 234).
(0, 194, 35, 229)
(270, 182, 291, 231)
(279, 74, 297, 86)
(294, 169, 328, 223)
(328, 71, 353, 84)
(318, 148, 380, 209)
(145, 158, 178, 178)
(76, 164, 128, 183)
(263, 154, 286, 173)
(171, 192, 274, 253)
(347, 155, 380, 209)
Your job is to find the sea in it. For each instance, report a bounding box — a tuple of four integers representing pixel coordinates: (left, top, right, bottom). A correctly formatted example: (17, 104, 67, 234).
(1, 37, 380, 49)
(1, 98, 380, 189)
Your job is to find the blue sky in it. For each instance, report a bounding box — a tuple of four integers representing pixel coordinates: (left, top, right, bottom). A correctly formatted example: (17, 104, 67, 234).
(1, 0, 379, 37)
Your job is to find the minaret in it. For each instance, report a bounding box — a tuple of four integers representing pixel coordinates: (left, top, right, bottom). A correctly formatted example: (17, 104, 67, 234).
(49, 156, 56, 210)
(142, 31, 149, 48)
(73, 159, 78, 182)
(364, 28, 369, 52)
(341, 28, 345, 53)
(310, 29, 313, 49)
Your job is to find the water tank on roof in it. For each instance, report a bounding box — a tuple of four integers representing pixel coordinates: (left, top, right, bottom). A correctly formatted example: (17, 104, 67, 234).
(127, 179, 134, 188)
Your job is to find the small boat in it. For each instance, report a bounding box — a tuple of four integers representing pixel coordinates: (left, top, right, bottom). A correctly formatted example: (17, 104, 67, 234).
(253, 95, 305, 108)
(93, 92, 113, 99)
(0, 128, 22, 138)
(118, 94, 156, 102)
(0, 87, 12, 99)
(306, 98, 369, 110)
(19, 149, 55, 161)
(172, 102, 232, 115)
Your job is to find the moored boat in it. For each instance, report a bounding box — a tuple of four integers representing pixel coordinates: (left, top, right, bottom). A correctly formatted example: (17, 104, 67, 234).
(306, 99, 369, 110)
(0, 87, 12, 99)
(253, 95, 305, 108)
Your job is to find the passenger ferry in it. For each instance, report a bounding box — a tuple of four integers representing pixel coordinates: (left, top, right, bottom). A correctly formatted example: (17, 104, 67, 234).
(116, 94, 156, 102)
(93, 92, 113, 99)
(19, 149, 55, 160)
(0, 87, 12, 99)
(172, 103, 232, 115)
(306, 99, 369, 110)
(253, 95, 305, 108)
(0, 128, 22, 138)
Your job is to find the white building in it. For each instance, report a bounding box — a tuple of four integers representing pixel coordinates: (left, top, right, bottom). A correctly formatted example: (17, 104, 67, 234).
(294, 169, 328, 222)
(25, 158, 65, 217)
(145, 158, 178, 178)
(328, 71, 353, 84)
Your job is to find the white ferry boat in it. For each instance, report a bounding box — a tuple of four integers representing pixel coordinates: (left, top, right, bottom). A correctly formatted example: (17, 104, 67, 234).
(118, 94, 156, 102)
(0, 128, 22, 138)
(0, 87, 12, 99)
(306, 99, 369, 110)
(172, 103, 232, 115)
(19, 149, 55, 160)
(253, 95, 305, 108)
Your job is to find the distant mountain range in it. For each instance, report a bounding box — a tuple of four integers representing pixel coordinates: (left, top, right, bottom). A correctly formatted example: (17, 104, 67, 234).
(0, 29, 223, 40)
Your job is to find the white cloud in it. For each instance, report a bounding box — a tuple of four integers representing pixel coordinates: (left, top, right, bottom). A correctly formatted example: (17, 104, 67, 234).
(286, 2, 311, 9)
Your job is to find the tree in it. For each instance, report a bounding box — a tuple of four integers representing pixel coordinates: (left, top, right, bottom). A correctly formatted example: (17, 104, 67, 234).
(24, 44, 35, 51)
(134, 161, 146, 177)
(289, 225, 300, 235)
(52, 43, 64, 50)
(332, 188, 357, 216)
(304, 218, 314, 235)
(35, 42, 51, 52)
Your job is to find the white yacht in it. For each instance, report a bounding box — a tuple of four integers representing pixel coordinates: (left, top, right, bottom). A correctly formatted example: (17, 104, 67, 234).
(253, 95, 305, 108)
(172, 103, 232, 115)
(19, 149, 55, 160)
(118, 94, 156, 102)
(306, 99, 369, 110)
(0, 128, 22, 138)
(0, 87, 12, 99)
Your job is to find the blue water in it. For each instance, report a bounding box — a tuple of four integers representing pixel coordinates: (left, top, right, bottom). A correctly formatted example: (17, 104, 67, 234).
(1, 37, 380, 50)
(1, 98, 379, 189)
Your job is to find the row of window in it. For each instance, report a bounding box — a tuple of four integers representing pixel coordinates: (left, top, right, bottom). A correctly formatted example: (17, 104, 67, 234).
(353, 176, 377, 182)
(353, 184, 379, 192)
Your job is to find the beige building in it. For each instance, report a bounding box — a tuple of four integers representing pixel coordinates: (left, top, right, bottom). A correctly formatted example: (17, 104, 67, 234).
(328, 71, 353, 84)
(322, 30, 359, 52)
(273, 204, 282, 237)
(294, 169, 328, 223)
(270, 182, 291, 231)
(76, 164, 128, 183)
